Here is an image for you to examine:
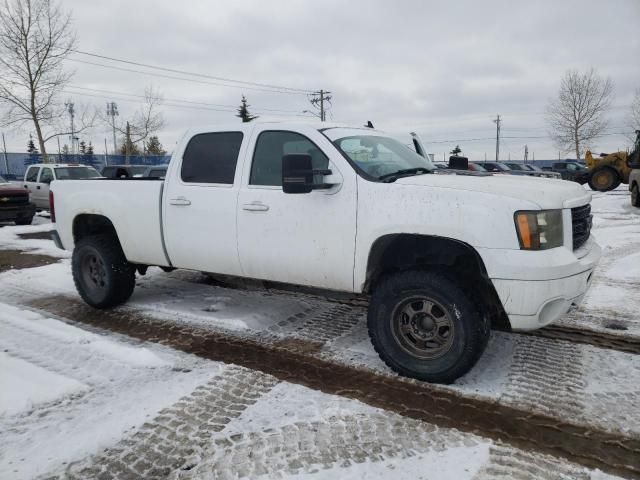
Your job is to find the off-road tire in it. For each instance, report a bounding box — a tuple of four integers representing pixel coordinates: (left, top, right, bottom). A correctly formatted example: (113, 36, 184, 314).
(632, 184, 640, 208)
(589, 167, 621, 192)
(368, 270, 490, 384)
(72, 234, 136, 309)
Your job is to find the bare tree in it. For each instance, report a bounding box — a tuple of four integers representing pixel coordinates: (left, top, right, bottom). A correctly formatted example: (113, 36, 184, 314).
(546, 68, 614, 160)
(104, 87, 165, 156)
(0, 0, 76, 157)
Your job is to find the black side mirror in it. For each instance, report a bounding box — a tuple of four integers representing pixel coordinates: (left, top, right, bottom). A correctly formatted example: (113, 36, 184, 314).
(42, 178, 52, 184)
(282, 154, 332, 194)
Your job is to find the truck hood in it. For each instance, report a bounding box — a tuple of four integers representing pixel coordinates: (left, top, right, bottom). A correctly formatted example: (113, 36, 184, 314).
(0, 183, 28, 195)
(394, 172, 591, 209)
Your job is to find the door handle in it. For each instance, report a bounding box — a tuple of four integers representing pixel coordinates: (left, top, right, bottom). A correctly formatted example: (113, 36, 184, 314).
(242, 202, 269, 212)
(36, 186, 41, 189)
(169, 197, 191, 206)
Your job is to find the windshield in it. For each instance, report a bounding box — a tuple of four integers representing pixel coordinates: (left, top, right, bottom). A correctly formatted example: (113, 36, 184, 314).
(469, 163, 487, 172)
(0, 175, 7, 183)
(55, 167, 101, 179)
(333, 135, 435, 179)
(506, 163, 524, 170)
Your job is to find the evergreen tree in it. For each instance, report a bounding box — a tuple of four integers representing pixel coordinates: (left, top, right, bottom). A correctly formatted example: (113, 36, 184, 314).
(450, 145, 462, 156)
(27, 135, 38, 154)
(79, 140, 86, 154)
(25, 134, 40, 166)
(86, 142, 94, 155)
(118, 136, 140, 156)
(61, 144, 71, 161)
(82, 141, 100, 168)
(146, 136, 166, 155)
(236, 95, 258, 123)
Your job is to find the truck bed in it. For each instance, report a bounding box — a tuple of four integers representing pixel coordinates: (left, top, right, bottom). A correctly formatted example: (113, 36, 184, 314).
(52, 179, 170, 267)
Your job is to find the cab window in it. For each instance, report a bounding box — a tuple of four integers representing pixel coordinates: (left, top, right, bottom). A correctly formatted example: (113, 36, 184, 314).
(181, 132, 244, 184)
(25, 166, 39, 182)
(39, 168, 54, 183)
(250, 131, 329, 186)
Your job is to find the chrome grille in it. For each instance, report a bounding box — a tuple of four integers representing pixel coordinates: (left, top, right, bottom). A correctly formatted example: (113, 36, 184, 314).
(571, 204, 592, 250)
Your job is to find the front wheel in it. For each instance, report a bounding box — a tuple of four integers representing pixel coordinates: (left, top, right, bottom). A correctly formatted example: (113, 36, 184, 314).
(72, 234, 136, 308)
(367, 271, 490, 384)
(15, 215, 34, 225)
(589, 167, 621, 192)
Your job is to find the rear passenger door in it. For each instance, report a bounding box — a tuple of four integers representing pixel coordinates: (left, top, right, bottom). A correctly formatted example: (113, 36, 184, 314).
(163, 129, 248, 275)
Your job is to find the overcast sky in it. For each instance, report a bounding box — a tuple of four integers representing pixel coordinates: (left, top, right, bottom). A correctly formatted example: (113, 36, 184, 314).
(3, 0, 640, 160)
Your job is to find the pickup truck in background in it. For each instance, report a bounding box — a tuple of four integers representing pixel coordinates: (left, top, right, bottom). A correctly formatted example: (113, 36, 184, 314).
(23, 163, 101, 210)
(50, 123, 601, 383)
(0, 174, 35, 225)
(542, 162, 590, 184)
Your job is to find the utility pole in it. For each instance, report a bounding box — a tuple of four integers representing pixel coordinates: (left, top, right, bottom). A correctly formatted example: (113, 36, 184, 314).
(309, 90, 332, 121)
(106, 102, 119, 154)
(65, 101, 75, 156)
(125, 121, 131, 164)
(493, 114, 501, 161)
(524, 144, 528, 163)
(1, 132, 8, 175)
(104, 138, 108, 168)
(57, 137, 62, 162)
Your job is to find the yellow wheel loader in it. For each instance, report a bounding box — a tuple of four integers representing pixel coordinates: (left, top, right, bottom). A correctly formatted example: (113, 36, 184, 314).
(586, 130, 640, 192)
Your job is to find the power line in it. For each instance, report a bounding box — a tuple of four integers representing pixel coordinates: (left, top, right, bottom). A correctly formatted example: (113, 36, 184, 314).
(66, 58, 312, 96)
(70, 50, 313, 94)
(67, 85, 306, 114)
(62, 88, 314, 118)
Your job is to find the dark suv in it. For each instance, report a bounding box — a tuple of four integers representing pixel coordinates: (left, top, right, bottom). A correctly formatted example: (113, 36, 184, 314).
(544, 162, 590, 184)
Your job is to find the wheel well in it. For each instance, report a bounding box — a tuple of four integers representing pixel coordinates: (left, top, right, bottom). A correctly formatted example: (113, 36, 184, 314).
(364, 234, 511, 331)
(73, 214, 118, 243)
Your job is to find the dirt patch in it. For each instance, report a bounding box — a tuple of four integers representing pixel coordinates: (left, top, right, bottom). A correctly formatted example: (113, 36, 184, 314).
(0, 249, 59, 272)
(27, 295, 640, 479)
(17, 231, 53, 240)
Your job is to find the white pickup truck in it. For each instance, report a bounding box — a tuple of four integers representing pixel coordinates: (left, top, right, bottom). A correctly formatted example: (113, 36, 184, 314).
(50, 122, 601, 383)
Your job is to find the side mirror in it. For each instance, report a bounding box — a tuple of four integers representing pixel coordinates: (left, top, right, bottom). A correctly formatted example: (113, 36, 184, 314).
(282, 154, 332, 194)
(42, 178, 52, 185)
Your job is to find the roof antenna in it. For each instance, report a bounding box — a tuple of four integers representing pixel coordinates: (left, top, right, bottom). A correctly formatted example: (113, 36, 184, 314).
(365, 121, 374, 128)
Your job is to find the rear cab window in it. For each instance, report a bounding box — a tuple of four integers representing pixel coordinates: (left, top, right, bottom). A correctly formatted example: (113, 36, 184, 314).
(181, 132, 244, 184)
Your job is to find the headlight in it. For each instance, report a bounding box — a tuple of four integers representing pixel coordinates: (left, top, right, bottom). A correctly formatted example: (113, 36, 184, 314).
(514, 210, 563, 250)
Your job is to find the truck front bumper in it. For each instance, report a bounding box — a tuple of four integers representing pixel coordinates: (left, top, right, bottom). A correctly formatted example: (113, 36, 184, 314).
(478, 237, 601, 331)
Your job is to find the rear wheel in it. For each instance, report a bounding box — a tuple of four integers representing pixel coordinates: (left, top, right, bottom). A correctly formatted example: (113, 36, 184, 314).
(589, 167, 621, 192)
(632, 184, 640, 208)
(367, 270, 490, 384)
(72, 234, 136, 308)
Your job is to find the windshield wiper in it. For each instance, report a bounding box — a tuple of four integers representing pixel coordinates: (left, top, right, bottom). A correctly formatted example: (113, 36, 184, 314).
(378, 167, 432, 183)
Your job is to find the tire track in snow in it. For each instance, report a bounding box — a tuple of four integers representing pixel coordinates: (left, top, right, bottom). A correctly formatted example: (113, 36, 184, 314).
(60, 366, 279, 480)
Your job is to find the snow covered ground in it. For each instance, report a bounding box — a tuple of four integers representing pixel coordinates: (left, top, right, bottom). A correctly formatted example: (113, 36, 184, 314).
(0, 185, 638, 479)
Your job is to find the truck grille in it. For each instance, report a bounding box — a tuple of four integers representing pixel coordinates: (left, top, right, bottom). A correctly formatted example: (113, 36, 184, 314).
(0, 192, 28, 205)
(571, 204, 592, 250)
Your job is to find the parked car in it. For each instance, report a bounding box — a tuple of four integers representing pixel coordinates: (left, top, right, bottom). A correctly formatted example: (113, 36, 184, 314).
(142, 165, 169, 178)
(101, 165, 149, 178)
(476, 162, 513, 174)
(520, 164, 562, 179)
(50, 122, 600, 384)
(504, 162, 562, 179)
(23, 163, 101, 210)
(0, 175, 35, 225)
(468, 162, 487, 172)
(542, 162, 590, 184)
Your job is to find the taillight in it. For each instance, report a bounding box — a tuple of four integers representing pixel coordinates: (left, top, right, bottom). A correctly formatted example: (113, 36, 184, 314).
(49, 190, 56, 222)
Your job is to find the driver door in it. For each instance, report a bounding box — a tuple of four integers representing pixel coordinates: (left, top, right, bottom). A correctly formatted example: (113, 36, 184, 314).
(237, 127, 357, 291)
(34, 167, 53, 209)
